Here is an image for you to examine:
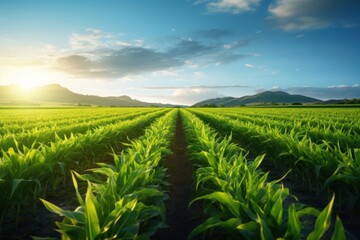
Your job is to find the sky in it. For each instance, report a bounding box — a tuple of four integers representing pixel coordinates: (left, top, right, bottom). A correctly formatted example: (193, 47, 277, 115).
(0, 0, 359, 105)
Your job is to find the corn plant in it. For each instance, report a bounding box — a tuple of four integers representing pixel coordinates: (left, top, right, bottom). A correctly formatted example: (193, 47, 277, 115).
(189, 108, 360, 211)
(39, 109, 177, 239)
(0, 109, 168, 232)
(0, 109, 157, 153)
(181, 109, 347, 240)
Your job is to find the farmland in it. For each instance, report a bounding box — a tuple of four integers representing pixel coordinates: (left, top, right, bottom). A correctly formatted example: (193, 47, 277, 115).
(0, 106, 359, 239)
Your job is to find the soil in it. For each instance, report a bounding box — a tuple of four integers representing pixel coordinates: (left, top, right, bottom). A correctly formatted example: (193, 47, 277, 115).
(152, 113, 202, 240)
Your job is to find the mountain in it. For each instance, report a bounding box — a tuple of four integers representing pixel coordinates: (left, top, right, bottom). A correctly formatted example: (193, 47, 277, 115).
(193, 91, 321, 107)
(0, 84, 173, 107)
(193, 97, 237, 107)
(322, 98, 360, 104)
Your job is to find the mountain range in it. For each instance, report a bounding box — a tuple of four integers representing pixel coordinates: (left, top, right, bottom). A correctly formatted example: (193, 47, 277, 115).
(0, 84, 173, 107)
(1, 84, 358, 107)
(193, 91, 321, 106)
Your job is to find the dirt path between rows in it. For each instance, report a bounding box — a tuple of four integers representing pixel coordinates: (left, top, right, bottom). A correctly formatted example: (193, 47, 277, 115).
(153, 113, 201, 240)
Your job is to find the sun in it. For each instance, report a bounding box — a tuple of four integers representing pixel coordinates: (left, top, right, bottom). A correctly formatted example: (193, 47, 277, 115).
(10, 67, 52, 90)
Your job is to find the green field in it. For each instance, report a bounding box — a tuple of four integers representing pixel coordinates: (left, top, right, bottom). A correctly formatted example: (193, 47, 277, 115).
(0, 107, 359, 239)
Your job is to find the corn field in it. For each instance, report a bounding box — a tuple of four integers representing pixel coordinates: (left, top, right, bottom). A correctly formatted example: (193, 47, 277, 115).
(0, 106, 359, 239)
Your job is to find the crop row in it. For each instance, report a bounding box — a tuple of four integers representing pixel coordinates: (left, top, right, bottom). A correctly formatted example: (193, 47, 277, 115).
(181, 109, 346, 239)
(215, 111, 359, 149)
(0, 108, 168, 231)
(205, 108, 360, 135)
(0, 108, 155, 135)
(188, 108, 360, 214)
(0, 108, 157, 152)
(0, 108, 122, 127)
(38, 109, 177, 239)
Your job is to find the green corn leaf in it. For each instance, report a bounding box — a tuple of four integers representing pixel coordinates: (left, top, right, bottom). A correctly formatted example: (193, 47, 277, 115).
(353, 148, 360, 166)
(237, 221, 258, 231)
(71, 171, 84, 206)
(10, 178, 26, 198)
(131, 188, 164, 201)
(237, 221, 258, 239)
(40, 199, 85, 224)
(84, 181, 101, 239)
(296, 206, 320, 218)
(257, 214, 274, 240)
(250, 154, 265, 170)
(285, 204, 301, 240)
(40, 198, 63, 215)
(307, 195, 335, 240)
(190, 191, 240, 217)
(250, 200, 265, 219)
(56, 221, 85, 240)
(270, 194, 283, 226)
(331, 216, 346, 240)
(188, 217, 241, 239)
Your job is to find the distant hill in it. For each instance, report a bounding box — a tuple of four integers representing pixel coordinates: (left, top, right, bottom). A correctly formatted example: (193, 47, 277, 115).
(193, 97, 237, 107)
(0, 84, 174, 107)
(193, 91, 321, 107)
(322, 98, 360, 104)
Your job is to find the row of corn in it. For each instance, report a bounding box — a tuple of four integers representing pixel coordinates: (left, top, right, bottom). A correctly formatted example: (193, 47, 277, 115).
(0, 109, 157, 153)
(0, 109, 167, 232)
(189, 109, 360, 213)
(181, 109, 347, 239)
(37, 109, 177, 239)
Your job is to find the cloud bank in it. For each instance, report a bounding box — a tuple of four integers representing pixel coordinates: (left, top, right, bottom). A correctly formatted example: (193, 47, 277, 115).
(56, 48, 181, 79)
(285, 85, 360, 100)
(268, 0, 360, 31)
(55, 30, 251, 79)
(196, 0, 360, 31)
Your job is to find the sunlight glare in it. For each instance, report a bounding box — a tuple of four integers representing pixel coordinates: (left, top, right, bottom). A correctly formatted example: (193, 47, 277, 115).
(10, 68, 52, 90)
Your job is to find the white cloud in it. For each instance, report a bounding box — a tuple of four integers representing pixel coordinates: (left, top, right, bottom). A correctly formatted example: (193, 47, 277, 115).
(193, 71, 205, 78)
(172, 88, 224, 105)
(272, 85, 281, 90)
(244, 63, 255, 68)
(133, 39, 144, 47)
(328, 84, 348, 88)
(274, 17, 329, 31)
(205, 0, 262, 14)
(115, 41, 131, 47)
(70, 29, 113, 50)
(223, 39, 248, 49)
(269, 0, 296, 18)
(185, 61, 199, 69)
(152, 69, 181, 77)
(135, 87, 224, 106)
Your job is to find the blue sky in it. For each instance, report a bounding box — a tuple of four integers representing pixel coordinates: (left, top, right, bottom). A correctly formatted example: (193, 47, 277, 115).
(0, 0, 359, 105)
